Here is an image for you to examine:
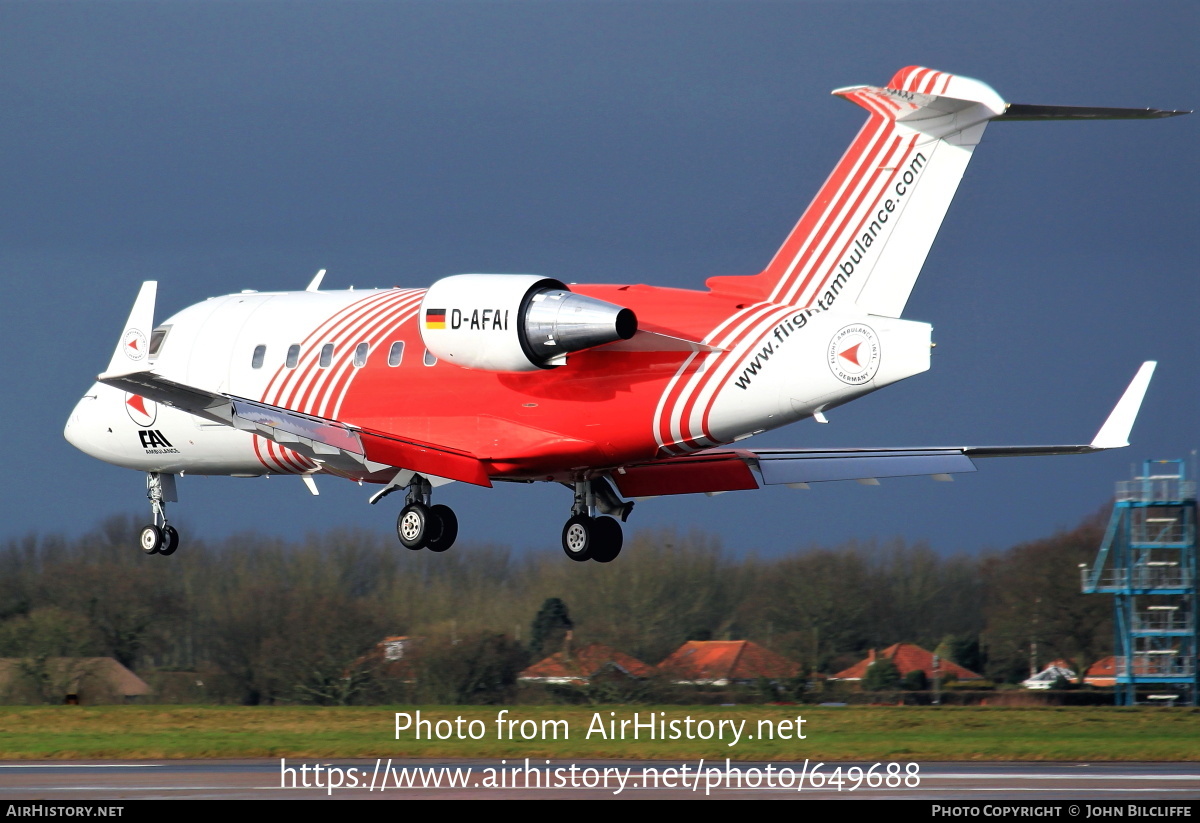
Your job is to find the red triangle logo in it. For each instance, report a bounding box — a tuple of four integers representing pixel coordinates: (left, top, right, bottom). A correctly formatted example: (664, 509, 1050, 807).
(127, 338, 139, 350)
(839, 343, 861, 366)
(127, 395, 148, 416)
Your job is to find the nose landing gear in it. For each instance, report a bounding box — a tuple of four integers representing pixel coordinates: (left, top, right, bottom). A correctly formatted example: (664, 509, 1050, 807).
(140, 472, 180, 556)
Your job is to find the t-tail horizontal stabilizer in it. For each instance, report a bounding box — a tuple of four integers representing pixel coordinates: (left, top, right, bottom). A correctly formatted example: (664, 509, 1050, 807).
(999, 104, 1190, 120)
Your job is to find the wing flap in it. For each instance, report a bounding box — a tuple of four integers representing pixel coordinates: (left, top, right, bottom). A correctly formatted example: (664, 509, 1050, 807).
(229, 397, 364, 455)
(610, 448, 978, 497)
(754, 449, 976, 484)
(358, 430, 492, 487)
(612, 455, 757, 497)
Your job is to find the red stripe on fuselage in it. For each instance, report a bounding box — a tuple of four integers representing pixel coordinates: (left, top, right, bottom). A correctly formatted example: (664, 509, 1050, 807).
(329, 299, 423, 420)
(301, 291, 420, 417)
(275, 291, 408, 412)
(317, 293, 423, 420)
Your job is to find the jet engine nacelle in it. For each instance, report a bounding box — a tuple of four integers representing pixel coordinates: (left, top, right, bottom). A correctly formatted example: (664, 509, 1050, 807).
(419, 274, 638, 371)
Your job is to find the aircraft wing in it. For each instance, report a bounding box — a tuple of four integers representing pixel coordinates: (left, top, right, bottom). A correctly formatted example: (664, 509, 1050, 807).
(97, 369, 492, 487)
(611, 362, 1156, 497)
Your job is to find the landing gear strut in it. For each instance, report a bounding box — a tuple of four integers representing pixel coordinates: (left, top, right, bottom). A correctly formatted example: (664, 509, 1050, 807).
(140, 472, 180, 557)
(561, 479, 626, 563)
(395, 476, 458, 552)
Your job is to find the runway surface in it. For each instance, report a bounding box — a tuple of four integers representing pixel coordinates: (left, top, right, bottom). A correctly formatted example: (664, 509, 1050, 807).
(1, 760, 1198, 800)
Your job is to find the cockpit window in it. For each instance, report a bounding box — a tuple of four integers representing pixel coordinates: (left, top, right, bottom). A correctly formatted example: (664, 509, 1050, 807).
(148, 325, 172, 360)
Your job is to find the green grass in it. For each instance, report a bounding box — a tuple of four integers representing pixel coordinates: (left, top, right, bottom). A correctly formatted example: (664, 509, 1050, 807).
(0, 705, 1197, 761)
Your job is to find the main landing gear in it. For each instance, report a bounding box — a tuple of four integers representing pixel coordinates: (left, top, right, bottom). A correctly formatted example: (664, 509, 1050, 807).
(394, 476, 458, 553)
(561, 478, 632, 564)
(140, 472, 180, 557)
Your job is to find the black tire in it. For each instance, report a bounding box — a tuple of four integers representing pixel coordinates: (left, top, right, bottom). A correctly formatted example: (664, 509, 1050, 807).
(397, 502, 432, 550)
(562, 514, 593, 562)
(426, 505, 458, 553)
(140, 525, 163, 555)
(589, 516, 623, 563)
(159, 525, 180, 556)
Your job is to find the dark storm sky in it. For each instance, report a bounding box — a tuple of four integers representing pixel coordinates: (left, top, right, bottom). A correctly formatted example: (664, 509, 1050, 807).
(2, 1, 1196, 555)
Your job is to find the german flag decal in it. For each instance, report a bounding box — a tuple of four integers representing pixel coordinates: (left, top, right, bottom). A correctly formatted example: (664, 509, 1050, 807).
(424, 308, 447, 329)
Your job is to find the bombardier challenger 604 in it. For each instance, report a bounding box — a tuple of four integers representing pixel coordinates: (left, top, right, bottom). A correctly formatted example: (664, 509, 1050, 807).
(66, 67, 1183, 562)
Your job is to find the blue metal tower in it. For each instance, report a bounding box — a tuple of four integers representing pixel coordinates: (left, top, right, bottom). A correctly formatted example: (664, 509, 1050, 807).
(1081, 459, 1197, 706)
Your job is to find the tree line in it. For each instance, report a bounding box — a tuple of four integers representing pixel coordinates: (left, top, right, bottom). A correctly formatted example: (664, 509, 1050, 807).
(0, 509, 1112, 704)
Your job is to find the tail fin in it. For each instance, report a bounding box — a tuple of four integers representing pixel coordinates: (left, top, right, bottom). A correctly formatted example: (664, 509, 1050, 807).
(707, 67, 1005, 316)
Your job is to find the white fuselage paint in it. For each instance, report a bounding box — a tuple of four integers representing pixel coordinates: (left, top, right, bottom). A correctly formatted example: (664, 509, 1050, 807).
(66, 289, 405, 477)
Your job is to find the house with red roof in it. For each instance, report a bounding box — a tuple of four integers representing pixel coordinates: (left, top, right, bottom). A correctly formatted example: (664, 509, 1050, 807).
(1083, 656, 1116, 687)
(656, 640, 799, 685)
(519, 643, 654, 686)
(830, 643, 983, 683)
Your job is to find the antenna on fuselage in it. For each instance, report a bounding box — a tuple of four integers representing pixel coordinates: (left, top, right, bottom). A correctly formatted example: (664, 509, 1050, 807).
(306, 269, 327, 292)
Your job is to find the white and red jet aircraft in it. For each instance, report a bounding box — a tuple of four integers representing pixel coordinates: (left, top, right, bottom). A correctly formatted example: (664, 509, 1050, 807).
(65, 67, 1181, 562)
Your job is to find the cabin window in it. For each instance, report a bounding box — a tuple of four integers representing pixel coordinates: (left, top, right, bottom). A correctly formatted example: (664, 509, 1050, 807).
(285, 344, 300, 369)
(388, 341, 405, 367)
(148, 325, 172, 360)
(423, 348, 437, 367)
(319, 343, 334, 368)
(353, 342, 369, 368)
(251, 345, 266, 369)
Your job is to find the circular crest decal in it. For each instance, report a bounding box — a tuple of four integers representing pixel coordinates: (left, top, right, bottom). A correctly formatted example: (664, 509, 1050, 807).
(827, 323, 881, 385)
(123, 328, 148, 361)
(124, 393, 157, 427)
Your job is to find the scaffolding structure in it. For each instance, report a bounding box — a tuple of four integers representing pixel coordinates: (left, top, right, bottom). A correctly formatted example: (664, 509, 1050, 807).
(1081, 459, 1197, 706)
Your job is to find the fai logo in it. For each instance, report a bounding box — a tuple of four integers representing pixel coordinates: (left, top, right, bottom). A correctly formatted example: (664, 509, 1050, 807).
(125, 393, 157, 427)
(138, 430, 173, 449)
(123, 328, 148, 361)
(827, 324, 881, 386)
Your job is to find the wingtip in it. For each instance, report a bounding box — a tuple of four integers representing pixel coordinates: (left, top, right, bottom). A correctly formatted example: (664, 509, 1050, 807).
(103, 281, 158, 376)
(1090, 361, 1156, 449)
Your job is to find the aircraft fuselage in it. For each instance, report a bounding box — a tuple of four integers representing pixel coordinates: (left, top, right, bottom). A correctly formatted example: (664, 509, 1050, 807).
(66, 283, 932, 483)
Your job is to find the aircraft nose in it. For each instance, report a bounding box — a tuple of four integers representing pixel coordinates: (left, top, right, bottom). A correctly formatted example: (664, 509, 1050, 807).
(64, 394, 103, 458)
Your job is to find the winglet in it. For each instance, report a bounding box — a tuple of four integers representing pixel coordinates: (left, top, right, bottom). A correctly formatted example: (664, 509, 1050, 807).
(1090, 361, 1156, 449)
(104, 281, 157, 375)
(306, 269, 327, 292)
